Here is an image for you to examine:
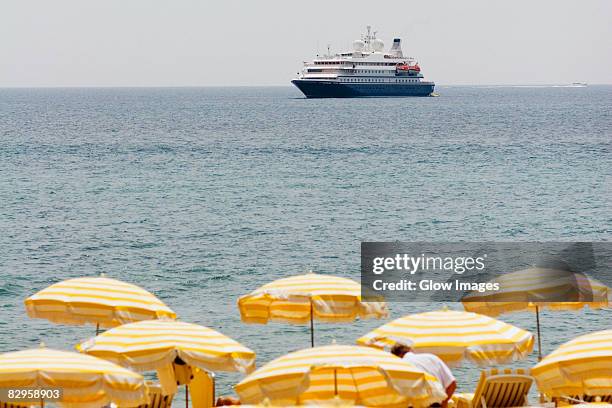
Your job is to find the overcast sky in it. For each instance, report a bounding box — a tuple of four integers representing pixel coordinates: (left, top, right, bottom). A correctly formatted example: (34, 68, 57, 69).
(1, 0, 611, 87)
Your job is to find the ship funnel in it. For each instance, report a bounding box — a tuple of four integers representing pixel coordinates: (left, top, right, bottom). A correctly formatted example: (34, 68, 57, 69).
(389, 38, 403, 57)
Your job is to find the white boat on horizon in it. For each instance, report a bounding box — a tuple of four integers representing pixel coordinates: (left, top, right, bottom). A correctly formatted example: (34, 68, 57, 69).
(291, 26, 435, 98)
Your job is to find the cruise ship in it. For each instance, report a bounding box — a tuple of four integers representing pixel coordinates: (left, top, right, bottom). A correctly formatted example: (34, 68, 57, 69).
(291, 26, 435, 98)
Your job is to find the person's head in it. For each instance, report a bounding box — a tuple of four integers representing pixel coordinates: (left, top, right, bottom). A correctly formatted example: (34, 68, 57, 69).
(390, 343, 412, 358)
(215, 396, 241, 406)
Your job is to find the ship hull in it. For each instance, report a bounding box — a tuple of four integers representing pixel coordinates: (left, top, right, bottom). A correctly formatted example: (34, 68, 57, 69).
(291, 79, 435, 98)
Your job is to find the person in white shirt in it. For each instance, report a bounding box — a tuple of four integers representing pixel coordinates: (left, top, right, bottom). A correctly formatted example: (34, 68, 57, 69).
(391, 343, 457, 408)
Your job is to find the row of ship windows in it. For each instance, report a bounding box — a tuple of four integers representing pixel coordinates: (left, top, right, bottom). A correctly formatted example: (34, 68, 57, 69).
(342, 78, 419, 83)
(355, 70, 388, 74)
(314, 61, 398, 66)
(308, 69, 391, 73)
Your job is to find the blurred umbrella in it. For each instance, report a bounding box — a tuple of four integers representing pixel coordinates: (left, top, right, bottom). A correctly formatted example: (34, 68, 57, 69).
(25, 275, 176, 333)
(239, 406, 371, 407)
(0, 346, 147, 408)
(238, 272, 388, 347)
(531, 329, 612, 400)
(239, 400, 371, 407)
(357, 308, 534, 367)
(462, 268, 610, 359)
(77, 319, 256, 405)
(235, 344, 446, 408)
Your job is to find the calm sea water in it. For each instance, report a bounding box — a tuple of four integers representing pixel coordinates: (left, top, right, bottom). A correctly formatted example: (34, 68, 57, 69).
(1, 85, 611, 403)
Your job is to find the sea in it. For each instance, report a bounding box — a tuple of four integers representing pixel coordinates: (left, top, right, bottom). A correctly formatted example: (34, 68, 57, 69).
(1, 85, 611, 404)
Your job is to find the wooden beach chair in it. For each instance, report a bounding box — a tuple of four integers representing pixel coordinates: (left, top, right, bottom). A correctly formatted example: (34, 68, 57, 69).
(554, 394, 612, 405)
(189, 369, 216, 408)
(582, 395, 612, 403)
(132, 382, 175, 408)
(1, 403, 31, 408)
(453, 368, 533, 408)
(120, 370, 214, 408)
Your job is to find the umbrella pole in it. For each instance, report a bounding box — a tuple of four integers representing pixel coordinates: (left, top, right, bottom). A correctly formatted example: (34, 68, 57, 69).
(334, 368, 338, 396)
(310, 299, 315, 347)
(96, 323, 100, 335)
(186, 384, 189, 408)
(535, 305, 542, 361)
(535, 306, 545, 403)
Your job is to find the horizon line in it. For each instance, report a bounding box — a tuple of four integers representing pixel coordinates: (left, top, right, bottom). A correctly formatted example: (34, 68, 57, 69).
(0, 83, 610, 89)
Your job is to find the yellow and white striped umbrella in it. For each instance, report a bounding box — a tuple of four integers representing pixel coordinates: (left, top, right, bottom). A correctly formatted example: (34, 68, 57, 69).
(462, 269, 610, 359)
(238, 272, 388, 346)
(0, 347, 147, 408)
(235, 344, 446, 408)
(462, 269, 610, 317)
(240, 406, 371, 407)
(239, 396, 371, 407)
(240, 405, 371, 407)
(531, 330, 612, 398)
(77, 320, 256, 375)
(356, 309, 534, 367)
(25, 276, 176, 329)
(240, 403, 370, 407)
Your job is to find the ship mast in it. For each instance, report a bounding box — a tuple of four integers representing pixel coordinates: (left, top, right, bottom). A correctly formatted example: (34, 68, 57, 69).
(362, 25, 378, 53)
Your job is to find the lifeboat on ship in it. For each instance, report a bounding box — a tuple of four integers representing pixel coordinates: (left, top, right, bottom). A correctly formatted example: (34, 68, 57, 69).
(395, 63, 421, 76)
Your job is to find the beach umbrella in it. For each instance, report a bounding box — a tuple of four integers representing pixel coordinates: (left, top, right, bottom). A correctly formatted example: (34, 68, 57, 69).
(25, 275, 176, 333)
(0, 347, 147, 408)
(239, 401, 371, 407)
(237, 394, 371, 407)
(239, 405, 371, 407)
(235, 344, 446, 408)
(77, 319, 256, 405)
(462, 268, 610, 359)
(531, 329, 612, 400)
(238, 272, 388, 347)
(356, 308, 534, 367)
